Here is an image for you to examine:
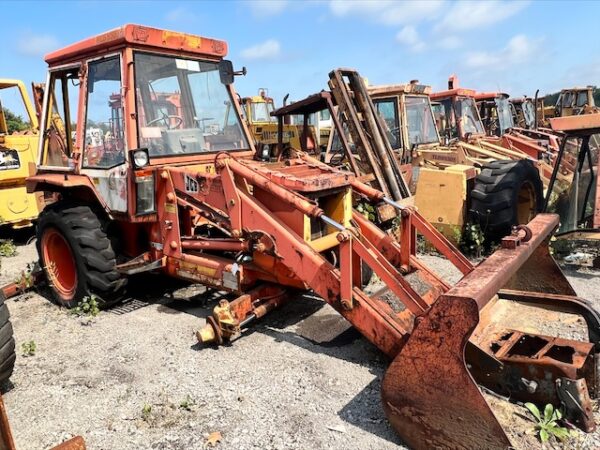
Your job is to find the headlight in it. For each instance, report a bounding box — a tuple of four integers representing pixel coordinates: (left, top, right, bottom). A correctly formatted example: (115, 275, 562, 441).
(135, 175, 155, 214)
(131, 148, 149, 168)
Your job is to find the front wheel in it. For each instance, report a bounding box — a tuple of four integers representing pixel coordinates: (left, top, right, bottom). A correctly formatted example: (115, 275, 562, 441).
(470, 160, 543, 243)
(36, 202, 126, 308)
(0, 292, 15, 385)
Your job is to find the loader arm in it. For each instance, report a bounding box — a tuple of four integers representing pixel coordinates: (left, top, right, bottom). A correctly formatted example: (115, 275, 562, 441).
(157, 155, 600, 449)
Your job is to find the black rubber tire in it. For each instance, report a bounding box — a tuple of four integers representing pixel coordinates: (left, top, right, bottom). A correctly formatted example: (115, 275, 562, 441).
(470, 160, 543, 242)
(361, 264, 373, 287)
(0, 293, 16, 385)
(36, 202, 126, 308)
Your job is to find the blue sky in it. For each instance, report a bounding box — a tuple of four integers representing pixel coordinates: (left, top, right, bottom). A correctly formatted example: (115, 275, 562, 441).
(1, 0, 599, 114)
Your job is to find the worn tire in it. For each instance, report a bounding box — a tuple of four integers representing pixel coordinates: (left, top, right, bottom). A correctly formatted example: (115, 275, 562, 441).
(0, 293, 15, 385)
(470, 160, 543, 242)
(36, 202, 126, 308)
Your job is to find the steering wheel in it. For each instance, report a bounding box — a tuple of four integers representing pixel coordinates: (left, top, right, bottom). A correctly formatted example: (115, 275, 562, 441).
(147, 114, 184, 130)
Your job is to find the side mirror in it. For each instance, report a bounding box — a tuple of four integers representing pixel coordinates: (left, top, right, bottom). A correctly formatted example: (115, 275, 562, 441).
(218, 60, 235, 85)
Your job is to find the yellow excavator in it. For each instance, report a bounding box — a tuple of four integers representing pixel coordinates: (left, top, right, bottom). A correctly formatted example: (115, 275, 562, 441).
(0, 80, 43, 228)
(240, 89, 316, 158)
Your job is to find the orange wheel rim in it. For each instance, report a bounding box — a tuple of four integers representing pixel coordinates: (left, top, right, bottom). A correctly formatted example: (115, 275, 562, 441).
(41, 228, 77, 300)
(517, 181, 536, 224)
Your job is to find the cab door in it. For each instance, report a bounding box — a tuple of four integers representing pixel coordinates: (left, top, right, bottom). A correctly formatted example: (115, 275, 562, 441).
(80, 55, 128, 212)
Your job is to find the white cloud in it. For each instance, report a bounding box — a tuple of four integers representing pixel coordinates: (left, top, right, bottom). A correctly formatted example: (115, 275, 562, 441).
(396, 26, 426, 52)
(438, 36, 462, 50)
(329, 0, 445, 26)
(17, 32, 59, 57)
(465, 34, 541, 69)
(241, 39, 282, 61)
(436, 1, 529, 32)
(246, 0, 289, 17)
(166, 6, 197, 23)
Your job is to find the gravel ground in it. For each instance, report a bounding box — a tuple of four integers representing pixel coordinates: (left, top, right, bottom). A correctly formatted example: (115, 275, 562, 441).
(0, 237, 599, 450)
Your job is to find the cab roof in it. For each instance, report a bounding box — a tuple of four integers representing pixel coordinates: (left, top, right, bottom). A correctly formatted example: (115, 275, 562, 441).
(473, 92, 509, 101)
(45, 24, 228, 66)
(430, 87, 477, 100)
(560, 86, 595, 93)
(368, 83, 431, 96)
(0, 79, 26, 89)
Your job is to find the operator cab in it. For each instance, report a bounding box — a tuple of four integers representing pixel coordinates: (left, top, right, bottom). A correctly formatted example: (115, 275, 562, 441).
(368, 82, 440, 163)
(430, 93, 485, 141)
(32, 24, 253, 218)
(546, 114, 600, 235)
(37, 24, 250, 174)
(474, 92, 514, 137)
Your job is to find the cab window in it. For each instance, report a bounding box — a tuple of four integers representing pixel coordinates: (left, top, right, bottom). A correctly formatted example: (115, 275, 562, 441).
(374, 98, 400, 149)
(0, 85, 33, 134)
(41, 67, 80, 168)
(547, 135, 598, 233)
(576, 91, 589, 108)
(84, 56, 125, 168)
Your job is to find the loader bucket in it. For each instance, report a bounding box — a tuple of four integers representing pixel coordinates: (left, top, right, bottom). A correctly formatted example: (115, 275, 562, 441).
(381, 214, 600, 449)
(184, 155, 598, 449)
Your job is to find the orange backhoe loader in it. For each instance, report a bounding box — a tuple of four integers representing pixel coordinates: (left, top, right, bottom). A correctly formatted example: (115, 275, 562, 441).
(21, 24, 600, 449)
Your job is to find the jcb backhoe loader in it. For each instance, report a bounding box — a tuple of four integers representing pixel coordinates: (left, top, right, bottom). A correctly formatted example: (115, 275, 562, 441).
(25, 24, 600, 449)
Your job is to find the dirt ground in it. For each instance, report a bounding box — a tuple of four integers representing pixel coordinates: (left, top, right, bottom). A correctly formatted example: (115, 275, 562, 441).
(1, 236, 599, 450)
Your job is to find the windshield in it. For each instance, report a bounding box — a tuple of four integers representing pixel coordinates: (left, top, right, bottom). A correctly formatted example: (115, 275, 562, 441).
(251, 101, 274, 123)
(134, 52, 249, 157)
(561, 92, 574, 108)
(576, 91, 589, 107)
(405, 95, 439, 145)
(432, 100, 457, 140)
(374, 98, 400, 149)
(496, 97, 514, 134)
(455, 97, 484, 135)
(547, 135, 598, 233)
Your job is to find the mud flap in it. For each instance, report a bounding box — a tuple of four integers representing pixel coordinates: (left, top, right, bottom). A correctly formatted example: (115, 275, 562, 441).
(381, 295, 511, 450)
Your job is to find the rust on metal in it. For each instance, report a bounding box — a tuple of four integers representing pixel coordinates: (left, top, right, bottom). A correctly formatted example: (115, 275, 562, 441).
(382, 294, 511, 450)
(21, 24, 600, 450)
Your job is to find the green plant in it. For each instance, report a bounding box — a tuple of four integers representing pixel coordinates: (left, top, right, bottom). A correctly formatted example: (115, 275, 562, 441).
(524, 402, 571, 443)
(356, 202, 376, 222)
(0, 240, 17, 258)
(459, 223, 485, 258)
(179, 395, 195, 411)
(70, 295, 100, 318)
(450, 225, 462, 246)
(21, 340, 36, 357)
(141, 404, 152, 421)
(14, 262, 37, 290)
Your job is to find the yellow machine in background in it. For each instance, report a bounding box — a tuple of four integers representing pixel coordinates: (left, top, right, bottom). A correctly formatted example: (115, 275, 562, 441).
(539, 86, 599, 126)
(240, 89, 316, 157)
(0, 80, 42, 228)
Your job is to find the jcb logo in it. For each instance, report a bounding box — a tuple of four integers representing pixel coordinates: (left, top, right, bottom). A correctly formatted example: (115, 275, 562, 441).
(185, 175, 199, 193)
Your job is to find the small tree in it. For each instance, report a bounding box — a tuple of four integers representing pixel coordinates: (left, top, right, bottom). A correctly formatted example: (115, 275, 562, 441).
(2, 108, 30, 133)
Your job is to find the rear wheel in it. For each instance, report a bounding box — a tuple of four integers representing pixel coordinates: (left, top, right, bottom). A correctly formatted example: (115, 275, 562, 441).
(0, 293, 15, 385)
(36, 202, 126, 308)
(470, 160, 543, 242)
